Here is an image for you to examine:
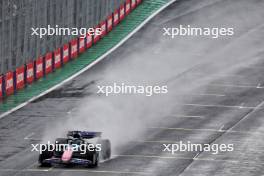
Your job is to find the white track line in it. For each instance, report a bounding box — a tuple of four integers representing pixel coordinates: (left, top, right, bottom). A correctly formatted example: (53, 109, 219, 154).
(148, 126, 264, 135)
(191, 93, 226, 97)
(175, 93, 226, 97)
(226, 101, 264, 133)
(182, 103, 256, 109)
(192, 73, 246, 78)
(133, 140, 181, 143)
(24, 132, 35, 140)
(209, 83, 264, 89)
(149, 126, 223, 133)
(113, 154, 239, 163)
(169, 115, 204, 119)
(257, 83, 264, 89)
(0, 168, 151, 175)
(193, 153, 199, 159)
(218, 125, 225, 132)
(0, 0, 179, 120)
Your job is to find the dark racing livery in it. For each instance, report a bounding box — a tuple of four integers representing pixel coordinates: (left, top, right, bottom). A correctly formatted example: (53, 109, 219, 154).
(39, 131, 111, 167)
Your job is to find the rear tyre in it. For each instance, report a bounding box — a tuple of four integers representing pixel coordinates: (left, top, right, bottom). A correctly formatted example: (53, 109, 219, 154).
(88, 152, 99, 168)
(101, 139, 111, 160)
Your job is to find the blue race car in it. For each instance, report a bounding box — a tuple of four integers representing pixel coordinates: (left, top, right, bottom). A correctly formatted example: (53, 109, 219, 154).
(39, 131, 111, 168)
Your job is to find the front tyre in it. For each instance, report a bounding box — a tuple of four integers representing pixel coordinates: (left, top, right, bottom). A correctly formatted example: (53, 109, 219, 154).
(89, 152, 99, 168)
(39, 145, 53, 167)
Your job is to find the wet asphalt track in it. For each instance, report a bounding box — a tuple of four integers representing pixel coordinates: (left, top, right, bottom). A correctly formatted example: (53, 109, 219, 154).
(1, 0, 264, 175)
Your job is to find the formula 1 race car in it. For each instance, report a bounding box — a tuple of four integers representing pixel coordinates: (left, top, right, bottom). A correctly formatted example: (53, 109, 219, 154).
(39, 131, 111, 167)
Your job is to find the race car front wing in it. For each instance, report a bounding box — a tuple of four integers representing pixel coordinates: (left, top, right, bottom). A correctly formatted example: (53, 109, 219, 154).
(43, 157, 92, 165)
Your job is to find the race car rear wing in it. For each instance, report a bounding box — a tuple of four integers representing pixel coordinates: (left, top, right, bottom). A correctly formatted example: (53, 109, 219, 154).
(67, 131, 102, 139)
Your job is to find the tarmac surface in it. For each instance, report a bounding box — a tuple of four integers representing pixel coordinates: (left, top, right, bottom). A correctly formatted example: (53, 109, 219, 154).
(1, 0, 264, 175)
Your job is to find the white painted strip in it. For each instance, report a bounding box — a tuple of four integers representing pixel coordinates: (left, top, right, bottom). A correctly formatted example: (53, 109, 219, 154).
(24, 132, 35, 140)
(226, 101, 264, 133)
(25, 169, 151, 175)
(209, 83, 264, 89)
(193, 153, 199, 159)
(114, 154, 189, 159)
(168, 115, 204, 119)
(219, 125, 225, 132)
(192, 73, 246, 78)
(133, 140, 180, 143)
(0, 0, 179, 120)
(257, 83, 264, 89)
(26, 162, 40, 170)
(0, 168, 150, 175)
(148, 126, 264, 135)
(190, 93, 226, 97)
(175, 93, 226, 97)
(149, 126, 222, 132)
(113, 154, 239, 163)
(182, 103, 255, 109)
(0, 169, 51, 172)
(67, 107, 76, 114)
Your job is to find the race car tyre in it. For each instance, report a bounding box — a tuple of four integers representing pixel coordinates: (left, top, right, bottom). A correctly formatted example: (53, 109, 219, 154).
(89, 152, 99, 168)
(101, 139, 111, 160)
(39, 144, 53, 167)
